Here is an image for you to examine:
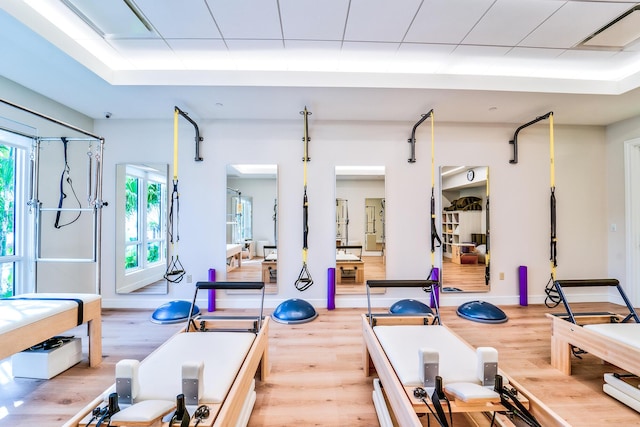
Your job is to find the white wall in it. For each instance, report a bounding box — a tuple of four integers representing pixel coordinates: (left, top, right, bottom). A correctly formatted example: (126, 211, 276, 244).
(0, 76, 615, 309)
(93, 117, 610, 309)
(606, 116, 640, 304)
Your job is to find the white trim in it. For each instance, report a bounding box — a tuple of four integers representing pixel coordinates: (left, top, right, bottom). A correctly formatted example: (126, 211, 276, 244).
(624, 138, 640, 306)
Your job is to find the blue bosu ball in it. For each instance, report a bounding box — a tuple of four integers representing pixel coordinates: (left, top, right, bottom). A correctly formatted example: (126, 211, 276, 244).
(457, 300, 508, 324)
(151, 300, 200, 324)
(271, 298, 318, 324)
(389, 299, 433, 315)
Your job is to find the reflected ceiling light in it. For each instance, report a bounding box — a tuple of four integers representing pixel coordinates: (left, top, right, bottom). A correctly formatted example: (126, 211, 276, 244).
(230, 164, 277, 175)
(581, 6, 640, 49)
(441, 166, 466, 176)
(335, 165, 385, 176)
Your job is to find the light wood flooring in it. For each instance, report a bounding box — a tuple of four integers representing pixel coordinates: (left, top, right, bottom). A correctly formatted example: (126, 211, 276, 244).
(2, 302, 640, 426)
(442, 257, 488, 293)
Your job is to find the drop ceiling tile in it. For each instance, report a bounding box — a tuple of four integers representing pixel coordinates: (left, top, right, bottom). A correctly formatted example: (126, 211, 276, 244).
(285, 41, 342, 71)
(505, 47, 564, 60)
(520, 1, 633, 49)
(394, 43, 456, 73)
(344, 0, 422, 42)
(279, 0, 349, 40)
(107, 39, 181, 69)
(206, 0, 282, 39)
(463, 0, 562, 46)
(225, 39, 285, 70)
(339, 41, 400, 72)
(405, 0, 494, 44)
(166, 39, 233, 69)
(135, 0, 221, 39)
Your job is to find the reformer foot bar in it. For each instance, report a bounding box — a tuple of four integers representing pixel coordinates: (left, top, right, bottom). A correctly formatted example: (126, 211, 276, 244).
(66, 282, 269, 427)
(548, 279, 640, 413)
(364, 280, 568, 427)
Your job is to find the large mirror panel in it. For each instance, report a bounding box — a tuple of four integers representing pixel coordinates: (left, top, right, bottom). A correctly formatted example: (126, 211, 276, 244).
(226, 164, 278, 294)
(116, 163, 169, 294)
(335, 166, 386, 295)
(440, 166, 489, 293)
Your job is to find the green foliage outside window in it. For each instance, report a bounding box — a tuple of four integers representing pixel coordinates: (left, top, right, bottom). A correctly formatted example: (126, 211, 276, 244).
(0, 144, 15, 297)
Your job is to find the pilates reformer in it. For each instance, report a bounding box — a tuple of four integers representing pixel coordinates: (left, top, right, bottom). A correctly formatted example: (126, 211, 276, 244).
(336, 245, 364, 285)
(0, 293, 102, 367)
(66, 282, 269, 427)
(364, 280, 568, 427)
(547, 279, 640, 413)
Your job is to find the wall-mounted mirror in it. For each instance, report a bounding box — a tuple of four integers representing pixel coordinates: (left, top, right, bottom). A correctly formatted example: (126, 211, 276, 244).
(115, 163, 169, 294)
(440, 166, 489, 293)
(226, 164, 278, 294)
(335, 166, 386, 295)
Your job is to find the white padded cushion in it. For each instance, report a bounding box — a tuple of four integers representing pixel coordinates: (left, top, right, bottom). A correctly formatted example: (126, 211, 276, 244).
(584, 323, 640, 350)
(136, 332, 255, 403)
(604, 373, 640, 402)
(110, 400, 175, 423)
(116, 359, 140, 399)
(444, 382, 500, 402)
(336, 253, 360, 261)
(0, 293, 100, 334)
(604, 384, 640, 413)
(374, 325, 478, 386)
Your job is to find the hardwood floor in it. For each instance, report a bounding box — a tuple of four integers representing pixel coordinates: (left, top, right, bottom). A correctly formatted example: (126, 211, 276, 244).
(1, 302, 640, 426)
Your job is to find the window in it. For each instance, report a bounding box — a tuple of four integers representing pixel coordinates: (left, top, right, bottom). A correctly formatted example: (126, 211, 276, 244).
(116, 163, 168, 293)
(0, 132, 30, 298)
(124, 166, 167, 272)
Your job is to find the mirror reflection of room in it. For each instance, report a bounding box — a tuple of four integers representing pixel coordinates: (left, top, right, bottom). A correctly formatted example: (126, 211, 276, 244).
(335, 166, 386, 295)
(441, 166, 489, 293)
(115, 163, 169, 295)
(226, 164, 278, 294)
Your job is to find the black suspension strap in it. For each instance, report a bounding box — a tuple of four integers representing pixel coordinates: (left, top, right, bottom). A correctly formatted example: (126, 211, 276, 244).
(296, 106, 313, 291)
(54, 137, 82, 229)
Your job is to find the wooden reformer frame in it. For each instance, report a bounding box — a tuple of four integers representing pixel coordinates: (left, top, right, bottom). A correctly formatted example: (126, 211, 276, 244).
(65, 282, 269, 427)
(0, 295, 102, 367)
(363, 280, 568, 426)
(548, 279, 640, 376)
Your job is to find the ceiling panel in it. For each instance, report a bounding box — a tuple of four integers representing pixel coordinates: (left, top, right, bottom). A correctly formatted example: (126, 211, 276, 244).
(279, 0, 349, 41)
(463, 0, 562, 46)
(404, 0, 493, 44)
(344, 0, 422, 42)
(107, 39, 179, 69)
(166, 39, 233, 69)
(520, 1, 633, 48)
(206, 0, 282, 40)
(135, 0, 220, 39)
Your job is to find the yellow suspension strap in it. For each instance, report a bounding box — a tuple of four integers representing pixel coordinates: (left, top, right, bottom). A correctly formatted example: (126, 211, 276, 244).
(485, 167, 491, 286)
(426, 110, 442, 315)
(509, 112, 559, 305)
(165, 107, 185, 283)
(546, 112, 561, 306)
(296, 106, 313, 291)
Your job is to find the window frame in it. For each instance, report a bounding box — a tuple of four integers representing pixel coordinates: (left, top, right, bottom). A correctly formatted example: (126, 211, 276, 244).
(0, 130, 34, 297)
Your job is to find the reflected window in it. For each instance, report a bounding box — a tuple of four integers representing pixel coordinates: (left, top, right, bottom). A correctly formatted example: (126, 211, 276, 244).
(124, 165, 167, 273)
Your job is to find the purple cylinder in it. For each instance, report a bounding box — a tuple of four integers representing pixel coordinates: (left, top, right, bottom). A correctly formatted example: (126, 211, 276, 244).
(327, 268, 336, 310)
(430, 267, 440, 308)
(208, 268, 216, 312)
(519, 266, 528, 306)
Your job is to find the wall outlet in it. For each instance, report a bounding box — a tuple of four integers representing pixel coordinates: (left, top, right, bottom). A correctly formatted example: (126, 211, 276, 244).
(186, 275, 192, 283)
(499, 272, 505, 280)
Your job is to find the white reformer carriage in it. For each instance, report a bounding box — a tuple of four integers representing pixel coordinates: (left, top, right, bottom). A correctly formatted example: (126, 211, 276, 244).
(66, 282, 269, 427)
(363, 280, 568, 427)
